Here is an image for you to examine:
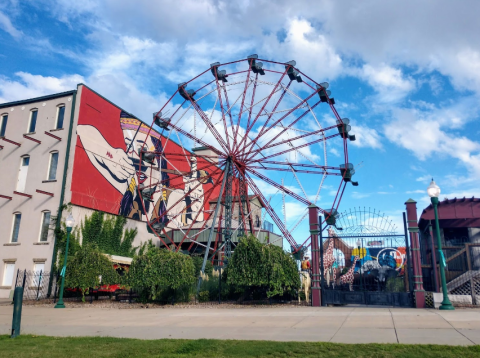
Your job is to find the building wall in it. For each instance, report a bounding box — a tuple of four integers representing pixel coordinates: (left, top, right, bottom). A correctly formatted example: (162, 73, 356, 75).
(209, 198, 264, 230)
(0, 92, 75, 298)
(68, 205, 160, 249)
(62, 85, 228, 251)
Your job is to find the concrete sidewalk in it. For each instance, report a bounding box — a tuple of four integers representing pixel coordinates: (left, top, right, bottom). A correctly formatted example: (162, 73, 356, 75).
(1, 305, 479, 345)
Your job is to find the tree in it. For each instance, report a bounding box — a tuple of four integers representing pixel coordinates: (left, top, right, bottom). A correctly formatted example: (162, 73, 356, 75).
(192, 256, 213, 277)
(127, 246, 195, 301)
(65, 244, 118, 301)
(226, 235, 300, 298)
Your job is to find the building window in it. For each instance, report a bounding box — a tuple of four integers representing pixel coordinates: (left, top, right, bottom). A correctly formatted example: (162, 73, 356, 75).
(2, 263, 15, 286)
(39, 211, 51, 242)
(33, 262, 45, 286)
(11, 213, 21, 243)
(0, 114, 7, 137)
(47, 152, 59, 180)
(28, 109, 38, 133)
(56, 105, 65, 129)
(16, 156, 30, 192)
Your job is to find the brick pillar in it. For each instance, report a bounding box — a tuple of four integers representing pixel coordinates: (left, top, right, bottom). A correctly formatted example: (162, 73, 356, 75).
(405, 199, 426, 308)
(309, 204, 321, 307)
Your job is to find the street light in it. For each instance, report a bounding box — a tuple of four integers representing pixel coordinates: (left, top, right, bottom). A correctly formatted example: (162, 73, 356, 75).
(427, 179, 454, 310)
(54, 213, 75, 309)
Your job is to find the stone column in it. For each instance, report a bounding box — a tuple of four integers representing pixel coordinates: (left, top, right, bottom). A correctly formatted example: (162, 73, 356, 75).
(405, 199, 426, 308)
(309, 204, 321, 307)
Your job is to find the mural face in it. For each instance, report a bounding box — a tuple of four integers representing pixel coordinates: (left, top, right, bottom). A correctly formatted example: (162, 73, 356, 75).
(71, 87, 219, 232)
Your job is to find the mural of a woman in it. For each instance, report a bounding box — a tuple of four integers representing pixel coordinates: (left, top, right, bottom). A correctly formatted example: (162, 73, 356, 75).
(76, 111, 213, 230)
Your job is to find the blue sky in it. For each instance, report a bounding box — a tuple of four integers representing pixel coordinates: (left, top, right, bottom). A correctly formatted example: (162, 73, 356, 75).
(1, 0, 480, 244)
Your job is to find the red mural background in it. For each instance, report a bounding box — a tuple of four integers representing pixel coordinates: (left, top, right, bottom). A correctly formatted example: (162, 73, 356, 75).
(70, 86, 221, 223)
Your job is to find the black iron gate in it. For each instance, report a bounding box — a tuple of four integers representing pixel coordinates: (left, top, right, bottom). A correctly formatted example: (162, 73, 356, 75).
(320, 209, 414, 307)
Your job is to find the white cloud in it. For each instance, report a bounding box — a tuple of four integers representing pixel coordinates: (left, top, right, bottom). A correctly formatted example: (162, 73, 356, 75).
(263, 18, 343, 80)
(0, 10, 22, 39)
(350, 125, 382, 149)
(351, 191, 370, 199)
(0, 72, 84, 103)
(358, 64, 415, 103)
(406, 190, 425, 194)
(385, 106, 480, 176)
(416, 175, 431, 183)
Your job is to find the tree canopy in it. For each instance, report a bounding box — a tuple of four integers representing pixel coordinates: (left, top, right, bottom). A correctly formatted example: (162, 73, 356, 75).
(226, 235, 300, 298)
(127, 245, 195, 300)
(65, 244, 118, 301)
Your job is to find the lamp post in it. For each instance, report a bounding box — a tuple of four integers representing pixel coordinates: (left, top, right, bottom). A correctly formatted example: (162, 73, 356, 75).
(427, 179, 454, 310)
(54, 213, 75, 309)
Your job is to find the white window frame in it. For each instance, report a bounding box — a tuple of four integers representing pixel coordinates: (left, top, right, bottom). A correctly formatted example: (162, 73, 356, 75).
(0, 113, 7, 137)
(11, 212, 22, 243)
(47, 151, 59, 180)
(33, 262, 45, 287)
(27, 108, 38, 133)
(39, 211, 51, 242)
(2, 262, 16, 287)
(55, 104, 65, 129)
(16, 155, 30, 192)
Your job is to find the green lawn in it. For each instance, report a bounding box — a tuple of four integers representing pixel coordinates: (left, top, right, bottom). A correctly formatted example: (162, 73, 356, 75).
(1, 335, 479, 358)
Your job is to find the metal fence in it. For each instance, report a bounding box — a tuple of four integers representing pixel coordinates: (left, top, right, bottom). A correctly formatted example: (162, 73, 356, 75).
(421, 243, 480, 306)
(13, 270, 52, 301)
(42, 268, 311, 307)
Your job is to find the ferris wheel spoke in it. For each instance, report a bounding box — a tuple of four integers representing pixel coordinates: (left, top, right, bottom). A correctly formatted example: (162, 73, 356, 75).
(177, 175, 221, 251)
(244, 95, 321, 161)
(246, 166, 311, 206)
(289, 164, 308, 199)
(232, 65, 253, 152)
(212, 71, 232, 151)
(289, 209, 308, 234)
(234, 69, 290, 156)
(246, 72, 259, 131)
(237, 81, 294, 159)
(174, 168, 226, 250)
(249, 123, 337, 157)
(189, 99, 231, 153)
(249, 132, 341, 163)
(161, 112, 226, 157)
(232, 162, 255, 234)
(243, 171, 297, 249)
(245, 80, 293, 144)
(149, 164, 223, 230)
(247, 165, 338, 175)
(253, 160, 339, 171)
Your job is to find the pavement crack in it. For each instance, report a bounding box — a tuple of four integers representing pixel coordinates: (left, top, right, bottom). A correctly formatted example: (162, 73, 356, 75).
(329, 307, 353, 342)
(432, 310, 476, 345)
(389, 308, 399, 343)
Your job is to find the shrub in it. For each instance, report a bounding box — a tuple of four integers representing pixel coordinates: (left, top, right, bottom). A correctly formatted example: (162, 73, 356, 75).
(226, 235, 301, 298)
(127, 246, 195, 301)
(64, 244, 119, 301)
(198, 290, 210, 302)
(192, 256, 213, 277)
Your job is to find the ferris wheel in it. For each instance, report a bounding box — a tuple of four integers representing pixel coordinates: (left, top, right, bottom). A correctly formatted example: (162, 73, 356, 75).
(136, 55, 357, 258)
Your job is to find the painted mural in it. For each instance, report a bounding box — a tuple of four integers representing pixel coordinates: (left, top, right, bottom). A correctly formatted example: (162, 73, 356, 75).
(71, 87, 220, 231)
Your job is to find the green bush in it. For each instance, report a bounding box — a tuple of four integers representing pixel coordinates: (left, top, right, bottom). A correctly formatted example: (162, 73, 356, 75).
(64, 244, 119, 301)
(192, 256, 213, 277)
(127, 246, 195, 301)
(226, 235, 301, 298)
(198, 290, 210, 302)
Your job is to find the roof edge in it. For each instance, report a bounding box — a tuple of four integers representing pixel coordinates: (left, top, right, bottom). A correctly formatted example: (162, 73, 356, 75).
(0, 90, 77, 109)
